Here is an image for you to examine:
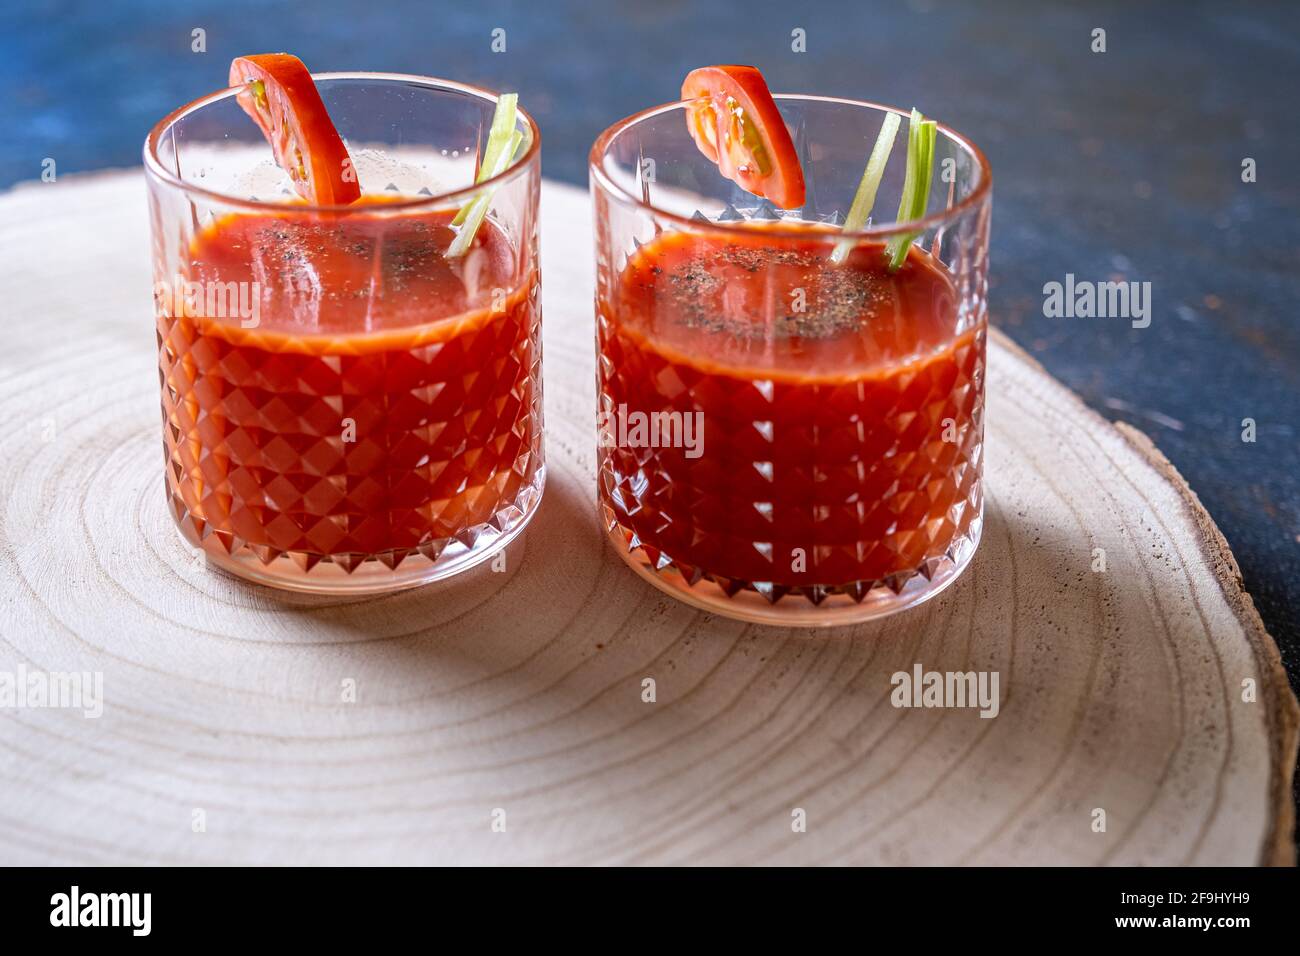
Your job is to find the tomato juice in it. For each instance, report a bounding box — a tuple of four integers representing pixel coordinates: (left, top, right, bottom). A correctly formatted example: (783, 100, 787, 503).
(597, 225, 984, 600)
(158, 199, 542, 575)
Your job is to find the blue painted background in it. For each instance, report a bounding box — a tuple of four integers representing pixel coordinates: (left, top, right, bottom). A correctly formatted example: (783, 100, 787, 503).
(4, 2, 1299, 699)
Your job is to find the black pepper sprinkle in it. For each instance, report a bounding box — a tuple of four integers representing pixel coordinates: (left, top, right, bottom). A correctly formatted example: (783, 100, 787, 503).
(651, 243, 893, 341)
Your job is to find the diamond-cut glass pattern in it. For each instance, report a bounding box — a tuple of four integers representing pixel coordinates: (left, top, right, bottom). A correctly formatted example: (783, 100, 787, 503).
(158, 289, 542, 578)
(591, 93, 991, 619)
(598, 302, 984, 610)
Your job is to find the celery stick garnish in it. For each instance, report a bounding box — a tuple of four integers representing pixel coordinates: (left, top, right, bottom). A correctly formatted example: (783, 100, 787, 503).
(830, 111, 901, 265)
(450, 129, 522, 227)
(884, 108, 937, 272)
(446, 130, 521, 256)
(447, 93, 520, 256)
(452, 94, 519, 226)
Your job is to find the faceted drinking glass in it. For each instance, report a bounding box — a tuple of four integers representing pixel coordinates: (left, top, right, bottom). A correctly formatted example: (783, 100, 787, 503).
(145, 74, 543, 594)
(591, 95, 991, 625)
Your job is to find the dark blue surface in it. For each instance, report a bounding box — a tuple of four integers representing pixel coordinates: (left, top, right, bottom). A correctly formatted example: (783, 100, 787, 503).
(5, 2, 1298, 691)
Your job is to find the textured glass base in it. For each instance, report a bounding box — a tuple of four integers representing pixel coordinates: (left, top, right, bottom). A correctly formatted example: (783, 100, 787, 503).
(604, 502, 981, 627)
(176, 470, 544, 595)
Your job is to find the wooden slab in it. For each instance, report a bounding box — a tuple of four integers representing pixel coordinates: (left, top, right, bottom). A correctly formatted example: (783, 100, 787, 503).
(0, 172, 1294, 865)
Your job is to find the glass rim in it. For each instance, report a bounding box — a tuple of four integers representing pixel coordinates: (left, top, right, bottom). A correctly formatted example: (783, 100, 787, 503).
(588, 93, 992, 241)
(143, 71, 541, 215)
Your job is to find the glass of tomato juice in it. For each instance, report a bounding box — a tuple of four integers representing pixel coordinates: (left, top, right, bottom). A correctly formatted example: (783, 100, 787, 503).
(591, 94, 991, 625)
(145, 74, 543, 593)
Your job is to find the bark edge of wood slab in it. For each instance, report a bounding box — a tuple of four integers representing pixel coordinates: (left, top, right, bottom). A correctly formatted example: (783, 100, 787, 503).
(995, 330, 1299, 867)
